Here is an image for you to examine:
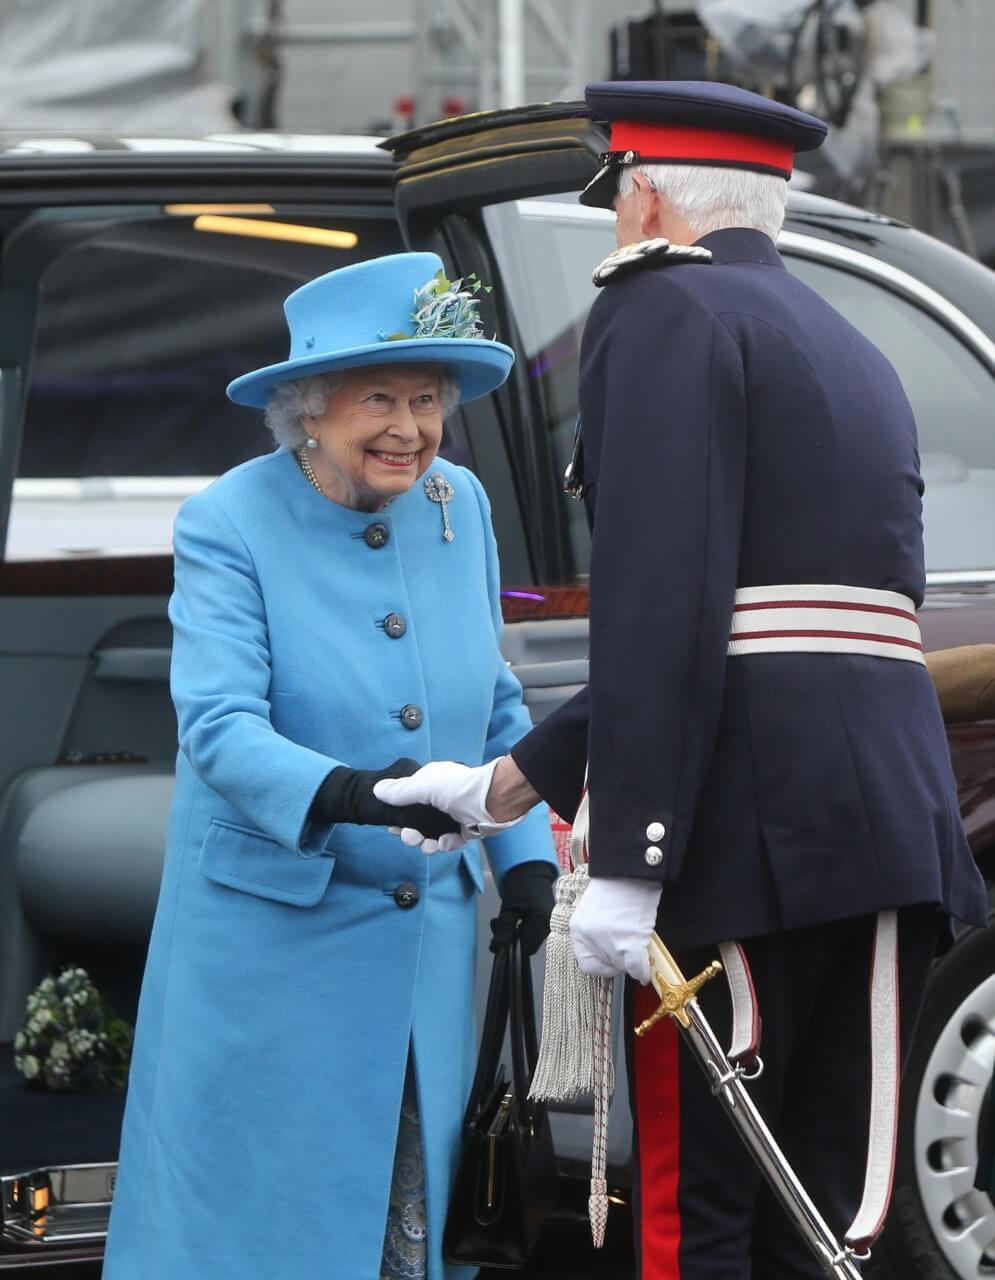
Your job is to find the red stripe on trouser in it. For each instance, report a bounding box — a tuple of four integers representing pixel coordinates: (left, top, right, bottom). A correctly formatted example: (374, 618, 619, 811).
(634, 982, 683, 1279)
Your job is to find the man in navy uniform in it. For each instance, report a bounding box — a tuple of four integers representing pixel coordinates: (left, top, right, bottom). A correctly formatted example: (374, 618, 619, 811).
(377, 81, 988, 1278)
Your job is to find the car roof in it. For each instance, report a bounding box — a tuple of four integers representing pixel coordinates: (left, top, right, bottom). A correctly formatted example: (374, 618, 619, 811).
(0, 132, 389, 161)
(786, 188, 895, 223)
(0, 129, 895, 226)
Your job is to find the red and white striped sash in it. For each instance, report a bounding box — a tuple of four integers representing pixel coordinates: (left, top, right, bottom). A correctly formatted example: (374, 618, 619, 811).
(728, 584, 924, 665)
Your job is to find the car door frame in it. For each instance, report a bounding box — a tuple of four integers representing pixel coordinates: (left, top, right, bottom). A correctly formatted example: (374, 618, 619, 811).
(0, 146, 397, 562)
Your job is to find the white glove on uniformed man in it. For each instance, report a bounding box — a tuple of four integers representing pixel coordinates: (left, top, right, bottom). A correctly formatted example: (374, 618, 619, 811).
(373, 759, 524, 852)
(570, 876, 663, 986)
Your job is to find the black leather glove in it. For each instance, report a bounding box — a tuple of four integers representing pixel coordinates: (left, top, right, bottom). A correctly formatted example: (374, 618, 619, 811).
(311, 758, 462, 838)
(490, 860, 558, 956)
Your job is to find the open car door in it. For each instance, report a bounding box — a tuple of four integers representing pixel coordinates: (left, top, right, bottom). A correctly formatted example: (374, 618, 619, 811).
(384, 104, 639, 1188)
(383, 102, 614, 597)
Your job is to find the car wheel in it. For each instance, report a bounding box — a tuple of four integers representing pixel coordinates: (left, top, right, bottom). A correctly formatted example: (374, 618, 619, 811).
(880, 913, 995, 1280)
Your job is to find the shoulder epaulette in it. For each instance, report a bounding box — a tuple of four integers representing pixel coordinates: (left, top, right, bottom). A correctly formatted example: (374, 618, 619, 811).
(591, 237, 712, 288)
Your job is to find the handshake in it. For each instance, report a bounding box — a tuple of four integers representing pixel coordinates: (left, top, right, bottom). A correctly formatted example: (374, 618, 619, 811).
(338, 755, 663, 983)
(338, 756, 554, 959)
(327, 757, 522, 853)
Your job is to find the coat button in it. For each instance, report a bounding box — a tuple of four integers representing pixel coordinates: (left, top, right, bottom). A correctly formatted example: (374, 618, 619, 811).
(394, 882, 420, 909)
(400, 704, 423, 730)
(646, 821, 666, 843)
(644, 846, 663, 867)
(384, 612, 407, 639)
(364, 523, 389, 549)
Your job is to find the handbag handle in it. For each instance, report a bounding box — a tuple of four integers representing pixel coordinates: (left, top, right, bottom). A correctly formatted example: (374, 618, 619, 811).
(464, 932, 543, 1128)
(463, 942, 512, 1123)
(508, 932, 542, 1129)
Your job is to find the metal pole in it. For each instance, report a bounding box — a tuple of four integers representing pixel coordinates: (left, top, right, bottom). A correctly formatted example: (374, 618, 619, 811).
(246, 20, 416, 44)
(499, 0, 526, 108)
(478, 1, 497, 111)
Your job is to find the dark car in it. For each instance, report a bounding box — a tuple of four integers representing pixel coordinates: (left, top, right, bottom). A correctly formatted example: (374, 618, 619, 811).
(0, 105, 992, 1279)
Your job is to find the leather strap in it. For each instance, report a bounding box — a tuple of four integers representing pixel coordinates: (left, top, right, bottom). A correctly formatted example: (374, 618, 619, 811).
(720, 910, 902, 1253)
(463, 945, 511, 1125)
(718, 940, 761, 1067)
(509, 934, 542, 1132)
(845, 909, 901, 1251)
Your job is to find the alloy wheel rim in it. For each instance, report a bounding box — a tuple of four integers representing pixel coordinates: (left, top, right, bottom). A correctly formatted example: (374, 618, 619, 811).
(914, 972, 995, 1276)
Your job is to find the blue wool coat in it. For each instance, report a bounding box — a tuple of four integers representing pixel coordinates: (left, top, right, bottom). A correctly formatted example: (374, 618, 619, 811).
(102, 450, 556, 1280)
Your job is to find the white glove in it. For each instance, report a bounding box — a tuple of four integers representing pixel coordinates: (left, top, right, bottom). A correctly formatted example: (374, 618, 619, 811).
(387, 826, 468, 855)
(374, 759, 524, 852)
(570, 876, 663, 985)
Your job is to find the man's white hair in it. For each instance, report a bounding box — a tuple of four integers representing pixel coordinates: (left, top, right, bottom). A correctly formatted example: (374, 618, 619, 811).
(617, 163, 788, 242)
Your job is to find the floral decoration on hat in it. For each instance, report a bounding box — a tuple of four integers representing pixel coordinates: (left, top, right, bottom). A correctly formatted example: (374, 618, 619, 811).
(381, 269, 493, 343)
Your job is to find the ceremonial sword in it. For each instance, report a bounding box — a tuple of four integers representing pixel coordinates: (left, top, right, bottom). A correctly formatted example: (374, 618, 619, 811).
(637, 933, 866, 1280)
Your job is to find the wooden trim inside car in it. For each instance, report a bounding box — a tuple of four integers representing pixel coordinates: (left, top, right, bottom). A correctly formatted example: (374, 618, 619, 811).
(0, 557, 174, 597)
(0, 558, 593, 617)
(500, 585, 590, 621)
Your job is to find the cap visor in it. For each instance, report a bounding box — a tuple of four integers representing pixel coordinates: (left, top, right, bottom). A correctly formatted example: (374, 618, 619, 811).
(579, 163, 617, 209)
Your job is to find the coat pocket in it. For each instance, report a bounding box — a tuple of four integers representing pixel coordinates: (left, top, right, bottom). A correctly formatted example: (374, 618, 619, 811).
(461, 844, 485, 894)
(199, 818, 335, 907)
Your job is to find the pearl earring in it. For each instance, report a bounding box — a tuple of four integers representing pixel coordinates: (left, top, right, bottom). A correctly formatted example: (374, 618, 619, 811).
(306, 436, 318, 450)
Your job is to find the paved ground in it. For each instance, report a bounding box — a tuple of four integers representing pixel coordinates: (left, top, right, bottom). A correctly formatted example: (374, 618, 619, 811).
(6, 1205, 899, 1279)
(6, 1205, 636, 1279)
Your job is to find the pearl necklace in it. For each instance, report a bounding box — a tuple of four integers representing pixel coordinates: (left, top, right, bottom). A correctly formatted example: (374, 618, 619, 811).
(296, 446, 324, 496)
(296, 446, 398, 512)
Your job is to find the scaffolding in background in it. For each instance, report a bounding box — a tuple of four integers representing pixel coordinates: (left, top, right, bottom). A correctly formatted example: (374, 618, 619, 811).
(217, 0, 595, 129)
(411, 0, 593, 124)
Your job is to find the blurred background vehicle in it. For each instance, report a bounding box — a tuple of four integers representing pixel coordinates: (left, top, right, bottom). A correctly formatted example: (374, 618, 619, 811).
(6, 1, 994, 259)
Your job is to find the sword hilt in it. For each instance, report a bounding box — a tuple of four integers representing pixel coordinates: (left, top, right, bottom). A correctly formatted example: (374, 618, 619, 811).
(635, 933, 723, 1036)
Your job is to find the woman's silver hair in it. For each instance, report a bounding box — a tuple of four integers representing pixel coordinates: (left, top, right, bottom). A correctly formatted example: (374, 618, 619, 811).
(617, 163, 788, 242)
(264, 365, 460, 449)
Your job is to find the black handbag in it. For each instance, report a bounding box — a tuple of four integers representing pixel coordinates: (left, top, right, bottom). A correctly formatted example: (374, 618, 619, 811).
(443, 934, 559, 1268)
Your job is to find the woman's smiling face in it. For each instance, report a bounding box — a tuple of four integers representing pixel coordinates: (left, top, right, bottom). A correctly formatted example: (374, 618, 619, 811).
(304, 364, 445, 511)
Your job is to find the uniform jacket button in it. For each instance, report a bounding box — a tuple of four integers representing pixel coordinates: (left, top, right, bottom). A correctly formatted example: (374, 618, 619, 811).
(644, 845, 663, 867)
(384, 612, 407, 639)
(394, 882, 420, 909)
(646, 821, 666, 843)
(364, 523, 389, 549)
(400, 704, 423, 730)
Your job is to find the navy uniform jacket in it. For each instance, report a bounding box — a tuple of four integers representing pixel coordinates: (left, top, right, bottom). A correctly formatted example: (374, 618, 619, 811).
(513, 227, 987, 947)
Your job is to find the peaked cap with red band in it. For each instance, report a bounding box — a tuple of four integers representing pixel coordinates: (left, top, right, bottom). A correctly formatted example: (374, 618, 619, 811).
(580, 79, 828, 209)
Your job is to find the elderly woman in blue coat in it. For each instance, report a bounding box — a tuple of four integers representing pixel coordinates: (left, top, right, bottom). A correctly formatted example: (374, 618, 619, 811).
(102, 252, 558, 1280)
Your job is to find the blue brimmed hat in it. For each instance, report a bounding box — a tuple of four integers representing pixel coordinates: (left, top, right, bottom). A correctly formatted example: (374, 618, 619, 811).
(581, 80, 828, 209)
(226, 252, 514, 408)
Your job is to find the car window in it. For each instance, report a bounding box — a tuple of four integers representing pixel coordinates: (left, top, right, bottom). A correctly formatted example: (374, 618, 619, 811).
(784, 254, 995, 574)
(483, 197, 617, 576)
(485, 196, 995, 579)
(5, 207, 435, 561)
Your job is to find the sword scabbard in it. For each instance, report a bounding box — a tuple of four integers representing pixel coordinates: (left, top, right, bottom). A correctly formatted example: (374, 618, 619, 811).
(634, 930, 864, 1279)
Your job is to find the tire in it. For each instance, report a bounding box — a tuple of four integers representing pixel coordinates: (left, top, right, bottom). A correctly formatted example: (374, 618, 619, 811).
(878, 911, 995, 1280)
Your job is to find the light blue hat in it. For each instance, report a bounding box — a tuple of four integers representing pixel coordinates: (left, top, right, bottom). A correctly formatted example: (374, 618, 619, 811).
(226, 252, 514, 408)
